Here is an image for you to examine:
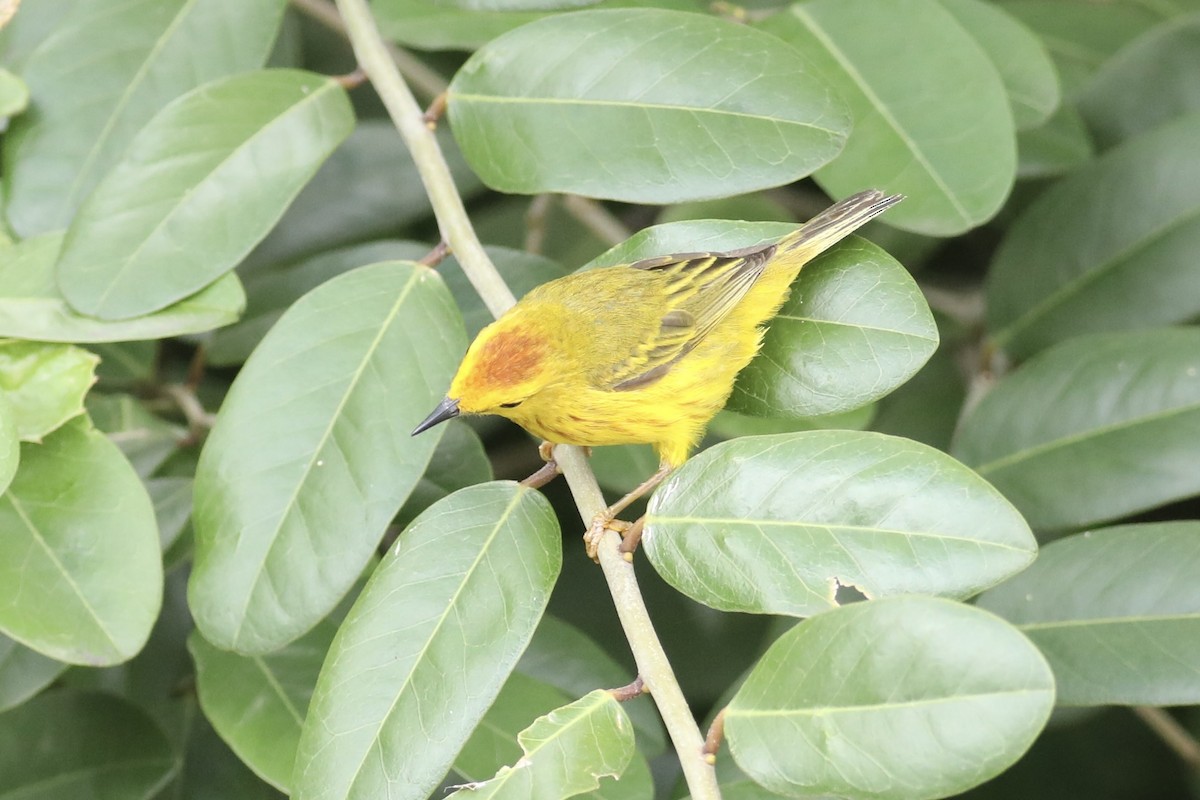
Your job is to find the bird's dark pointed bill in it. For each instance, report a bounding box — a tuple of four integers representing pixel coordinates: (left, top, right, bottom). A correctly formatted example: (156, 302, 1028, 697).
(412, 396, 460, 435)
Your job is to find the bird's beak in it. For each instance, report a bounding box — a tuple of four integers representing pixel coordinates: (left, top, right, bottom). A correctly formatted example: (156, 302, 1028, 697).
(412, 396, 460, 435)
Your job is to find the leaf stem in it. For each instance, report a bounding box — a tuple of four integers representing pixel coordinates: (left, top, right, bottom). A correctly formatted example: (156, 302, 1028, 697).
(332, 2, 720, 797)
(1134, 706, 1200, 772)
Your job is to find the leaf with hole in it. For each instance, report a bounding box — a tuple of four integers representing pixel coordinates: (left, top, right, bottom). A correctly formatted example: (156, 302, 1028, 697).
(644, 430, 1035, 616)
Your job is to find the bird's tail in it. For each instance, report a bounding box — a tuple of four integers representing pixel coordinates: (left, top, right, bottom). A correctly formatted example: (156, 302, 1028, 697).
(777, 189, 904, 259)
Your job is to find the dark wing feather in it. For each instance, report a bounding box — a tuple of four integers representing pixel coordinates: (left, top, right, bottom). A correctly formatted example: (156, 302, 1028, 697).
(606, 243, 776, 391)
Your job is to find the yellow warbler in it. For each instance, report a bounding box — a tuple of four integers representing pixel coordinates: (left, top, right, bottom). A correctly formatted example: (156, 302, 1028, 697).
(414, 190, 902, 542)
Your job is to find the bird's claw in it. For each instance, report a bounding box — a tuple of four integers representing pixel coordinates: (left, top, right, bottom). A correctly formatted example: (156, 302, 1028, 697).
(585, 513, 631, 562)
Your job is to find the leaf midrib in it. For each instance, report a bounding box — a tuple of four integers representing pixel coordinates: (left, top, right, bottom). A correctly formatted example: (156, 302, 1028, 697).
(729, 687, 1049, 718)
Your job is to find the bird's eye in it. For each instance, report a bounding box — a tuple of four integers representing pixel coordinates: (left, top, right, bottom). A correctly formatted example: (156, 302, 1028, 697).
(500, 401, 523, 409)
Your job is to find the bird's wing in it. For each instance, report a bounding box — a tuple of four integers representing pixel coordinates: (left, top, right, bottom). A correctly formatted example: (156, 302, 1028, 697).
(603, 243, 776, 391)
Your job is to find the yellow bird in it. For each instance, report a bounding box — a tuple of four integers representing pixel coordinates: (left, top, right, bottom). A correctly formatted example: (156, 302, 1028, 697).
(415, 190, 902, 550)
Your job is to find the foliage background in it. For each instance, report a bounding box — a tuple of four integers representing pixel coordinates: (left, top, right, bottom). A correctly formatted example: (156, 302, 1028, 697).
(1, 0, 1200, 798)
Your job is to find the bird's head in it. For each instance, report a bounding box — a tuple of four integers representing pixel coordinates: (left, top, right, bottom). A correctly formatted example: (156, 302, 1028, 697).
(412, 315, 557, 435)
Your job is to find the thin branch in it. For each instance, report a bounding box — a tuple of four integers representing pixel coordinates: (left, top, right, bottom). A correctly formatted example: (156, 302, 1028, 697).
(561, 194, 631, 245)
(1134, 706, 1200, 771)
(289, 0, 447, 101)
(332, 2, 720, 797)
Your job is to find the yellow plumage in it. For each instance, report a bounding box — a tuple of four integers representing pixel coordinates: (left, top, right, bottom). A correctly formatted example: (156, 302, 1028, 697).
(415, 190, 902, 471)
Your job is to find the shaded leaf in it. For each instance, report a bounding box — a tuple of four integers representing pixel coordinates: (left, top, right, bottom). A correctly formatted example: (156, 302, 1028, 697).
(190, 620, 336, 792)
(645, 430, 1035, 616)
(91, 340, 158, 387)
(726, 596, 1054, 800)
(762, 0, 1015, 235)
(0, 67, 28, 119)
(937, 0, 1060, 130)
(1078, 13, 1200, 148)
(0, 418, 162, 665)
(448, 690, 634, 799)
(0, 340, 96, 441)
(1017, 104, 1094, 179)
(374, 0, 545, 50)
(0, 392, 15, 495)
(0, 232, 245, 343)
(56, 69, 354, 319)
(988, 113, 1200, 358)
(2, 0, 286, 235)
(396, 419, 493, 529)
(430, 0, 603, 16)
(954, 328, 1200, 532)
(292, 482, 560, 800)
(0, 689, 176, 798)
(190, 261, 466, 654)
(0, 633, 67, 713)
(441, 246, 570, 339)
(87, 394, 185, 480)
(176, 714, 288, 800)
(729, 238, 938, 418)
(209, 240, 430, 366)
(149, 477, 193, 554)
(978, 522, 1200, 705)
(447, 8, 849, 203)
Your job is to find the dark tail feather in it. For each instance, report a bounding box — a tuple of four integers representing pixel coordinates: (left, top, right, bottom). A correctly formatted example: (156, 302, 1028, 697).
(779, 189, 904, 256)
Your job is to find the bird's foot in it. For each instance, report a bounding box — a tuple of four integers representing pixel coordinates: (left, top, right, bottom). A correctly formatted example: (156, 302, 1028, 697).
(585, 513, 632, 562)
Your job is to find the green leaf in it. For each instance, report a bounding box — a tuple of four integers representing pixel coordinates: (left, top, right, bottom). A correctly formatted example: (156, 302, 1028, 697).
(0, 67, 28, 119)
(0, 633, 67, 713)
(0, 340, 97, 442)
(519, 615, 665, 757)
(292, 482, 561, 800)
(978, 522, 1200, 706)
(243, 121, 483, 271)
(935, 0, 1060, 130)
(0, 232, 246, 343)
(1078, 13, 1200, 148)
(2, 0, 286, 236)
(178, 714, 288, 800)
(447, 8, 849, 203)
(374, 0, 546, 50)
(149, 476, 193, 553)
(190, 261, 466, 654)
(1017, 104, 1094, 179)
(433, 0, 603, 13)
(441, 246, 570, 339)
(448, 690, 635, 798)
(761, 0, 1015, 235)
(988, 113, 1200, 358)
(0, 0, 77, 67)
(644, 430, 1035, 616)
(0, 392, 16, 495)
(729, 238, 938, 418)
(209, 240, 430, 366)
(0, 418, 162, 665)
(0, 689, 176, 797)
(190, 620, 336, 792)
(999, 1, 1163, 96)
(396, 419, 493, 529)
(591, 443, 661, 496)
(658, 194, 794, 226)
(587, 220, 791, 268)
(91, 340, 158, 387)
(55, 69, 354, 320)
(725, 596, 1055, 800)
(954, 328, 1200, 532)
(87, 393, 186, 479)
(869, 343, 966, 451)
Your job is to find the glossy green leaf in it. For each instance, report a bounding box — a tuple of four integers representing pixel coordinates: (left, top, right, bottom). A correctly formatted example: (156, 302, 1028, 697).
(191, 261, 465, 654)
(0, 633, 66, 713)
(726, 596, 1055, 800)
(519, 615, 665, 757)
(396, 419, 493, 529)
(292, 482, 561, 800)
(243, 121, 483, 271)
(937, 0, 1060, 130)
(448, 690, 634, 798)
(659, 194, 794, 226)
(762, 0, 1015, 235)
(645, 430, 1035, 616)
(441, 246, 569, 339)
(0, 689, 176, 798)
(374, 0, 546, 50)
(1017, 104, 1094, 179)
(0, 418, 162, 665)
(87, 393, 186, 479)
(56, 69, 354, 320)
(954, 329, 1200, 532)
(1078, 13, 1200, 148)
(0, 393, 15, 496)
(979, 522, 1200, 706)
(587, 219, 790, 268)
(209, 240, 429, 366)
(988, 113, 1200, 358)
(0, 68, 28, 119)
(2, 0, 286, 236)
(730, 239, 938, 418)
(0, 232, 245, 343)
(190, 620, 336, 792)
(999, 1, 1163, 96)
(447, 8, 849, 203)
(0, 340, 96, 442)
